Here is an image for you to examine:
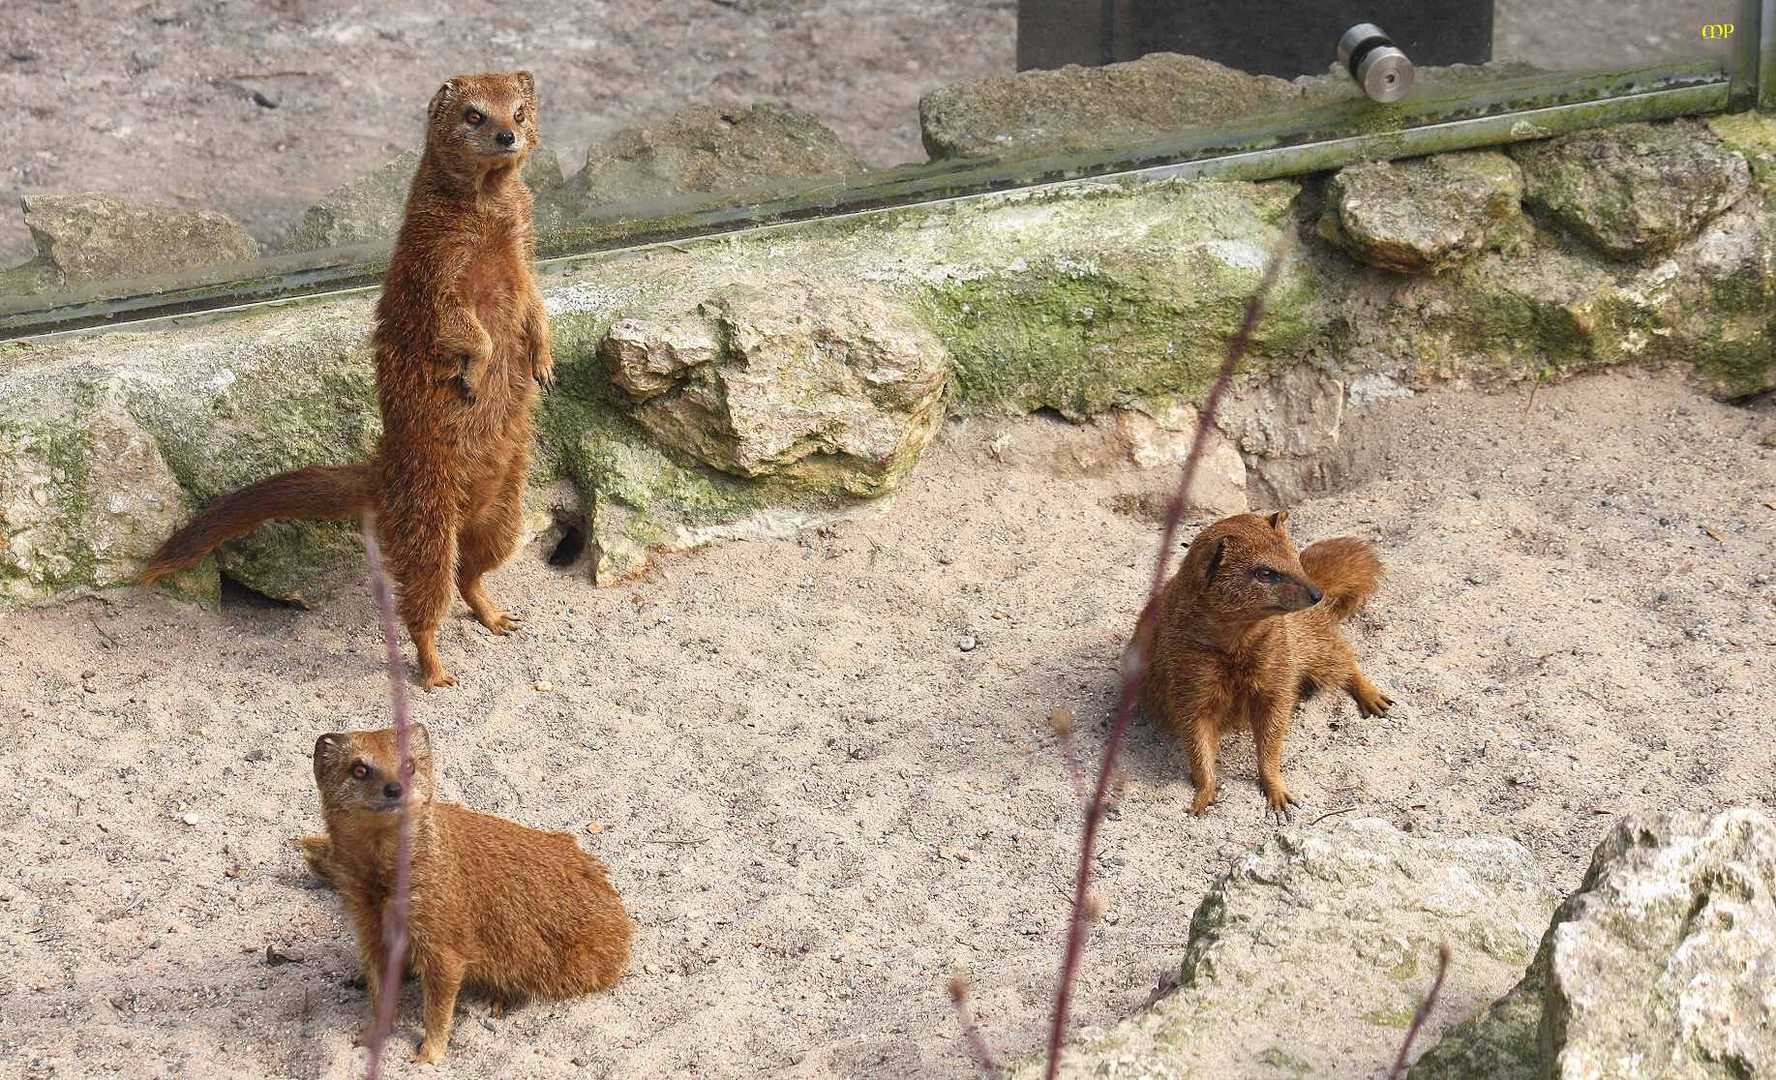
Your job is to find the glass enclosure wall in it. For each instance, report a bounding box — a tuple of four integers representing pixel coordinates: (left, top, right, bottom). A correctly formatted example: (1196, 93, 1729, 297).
(0, 0, 1753, 336)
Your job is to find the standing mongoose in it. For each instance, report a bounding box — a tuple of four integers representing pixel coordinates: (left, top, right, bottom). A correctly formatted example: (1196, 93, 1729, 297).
(298, 724, 630, 1064)
(141, 71, 553, 689)
(1142, 511, 1393, 822)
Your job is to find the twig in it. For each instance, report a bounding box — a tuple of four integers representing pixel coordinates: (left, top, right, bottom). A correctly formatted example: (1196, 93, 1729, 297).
(1384, 942, 1453, 1080)
(948, 973, 1002, 1079)
(214, 70, 318, 80)
(1048, 707, 1087, 803)
(642, 835, 710, 845)
(360, 519, 415, 1080)
(1043, 235, 1293, 1080)
(1308, 805, 1361, 826)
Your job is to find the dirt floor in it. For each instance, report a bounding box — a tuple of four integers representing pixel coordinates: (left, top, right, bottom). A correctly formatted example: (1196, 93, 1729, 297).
(1, 367, 1772, 1078)
(0, 0, 1728, 266)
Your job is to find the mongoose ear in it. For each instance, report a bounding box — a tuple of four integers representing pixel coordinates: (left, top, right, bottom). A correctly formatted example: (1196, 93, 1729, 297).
(428, 79, 462, 123)
(1267, 509, 1290, 531)
(1203, 537, 1226, 582)
(407, 722, 431, 754)
(314, 733, 345, 762)
(513, 70, 537, 107)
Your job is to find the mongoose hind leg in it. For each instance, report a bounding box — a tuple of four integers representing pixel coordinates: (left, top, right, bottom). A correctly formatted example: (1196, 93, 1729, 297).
(294, 835, 335, 886)
(382, 502, 460, 690)
(456, 456, 527, 636)
(1303, 632, 1393, 719)
(1348, 671, 1394, 717)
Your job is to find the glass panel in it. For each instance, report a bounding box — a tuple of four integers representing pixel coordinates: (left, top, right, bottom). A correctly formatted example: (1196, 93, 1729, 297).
(0, 2, 1741, 336)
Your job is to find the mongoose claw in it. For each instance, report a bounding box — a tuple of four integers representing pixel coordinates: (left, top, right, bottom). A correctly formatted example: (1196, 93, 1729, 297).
(1264, 790, 1300, 826)
(534, 368, 557, 393)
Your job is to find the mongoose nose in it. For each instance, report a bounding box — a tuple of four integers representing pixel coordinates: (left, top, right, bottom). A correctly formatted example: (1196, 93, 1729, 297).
(1307, 586, 1324, 605)
(383, 781, 404, 799)
(496, 129, 516, 147)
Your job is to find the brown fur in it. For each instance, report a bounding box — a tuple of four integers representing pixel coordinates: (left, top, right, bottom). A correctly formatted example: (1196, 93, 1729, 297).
(297, 726, 630, 1064)
(141, 71, 553, 689)
(1142, 511, 1393, 822)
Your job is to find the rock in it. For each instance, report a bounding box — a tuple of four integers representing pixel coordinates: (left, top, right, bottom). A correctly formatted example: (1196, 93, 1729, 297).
(0, 398, 207, 605)
(1217, 368, 1351, 506)
(21, 193, 260, 285)
(1017, 819, 1558, 1079)
(282, 149, 566, 253)
(1112, 400, 1248, 515)
(1510, 120, 1750, 261)
(0, 302, 382, 604)
(1411, 809, 1776, 1080)
(919, 53, 1303, 162)
(921, 178, 1318, 418)
(567, 103, 863, 215)
(1320, 151, 1527, 273)
(599, 281, 951, 495)
(544, 391, 866, 584)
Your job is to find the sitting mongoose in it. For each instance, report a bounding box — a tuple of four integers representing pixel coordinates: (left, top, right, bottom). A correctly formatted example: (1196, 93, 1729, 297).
(1142, 511, 1393, 822)
(298, 724, 630, 1064)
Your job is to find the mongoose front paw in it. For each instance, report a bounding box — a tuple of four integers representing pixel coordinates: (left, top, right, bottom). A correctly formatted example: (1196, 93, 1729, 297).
(419, 667, 458, 691)
(1263, 786, 1299, 826)
(533, 351, 556, 392)
(1189, 784, 1218, 816)
(414, 1039, 447, 1065)
(1355, 687, 1394, 717)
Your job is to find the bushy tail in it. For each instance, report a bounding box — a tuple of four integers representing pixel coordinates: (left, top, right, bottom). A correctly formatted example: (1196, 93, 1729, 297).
(140, 462, 375, 583)
(1300, 536, 1381, 623)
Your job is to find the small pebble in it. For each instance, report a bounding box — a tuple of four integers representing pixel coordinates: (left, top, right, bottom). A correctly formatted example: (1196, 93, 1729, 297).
(958, 635, 977, 653)
(534, 680, 554, 692)
(181, 813, 203, 826)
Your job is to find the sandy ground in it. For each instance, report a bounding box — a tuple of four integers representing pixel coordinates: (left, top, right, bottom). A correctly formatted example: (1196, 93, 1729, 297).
(0, 1, 1730, 266)
(1, 367, 1773, 1078)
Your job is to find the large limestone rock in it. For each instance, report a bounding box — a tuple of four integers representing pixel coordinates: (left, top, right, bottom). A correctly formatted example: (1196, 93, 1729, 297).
(0, 397, 204, 605)
(1017, 819, 1558, 1079)
(598, 281, 951, 495)
(1412, 809, 1776, 1080)
(281, 149, 566, 253)
(1217, 367, 1350, 506)
(567, 103, 863, 215)
(1510, 120, 1750, 262)
(919, 53, 1303, 162)
(0, 303, 381, 605)
(21, 193, 260, 285)
(918, 179, 1318, 418)
(1320, 151, 1527, 274)
(545, 395, 863, 584)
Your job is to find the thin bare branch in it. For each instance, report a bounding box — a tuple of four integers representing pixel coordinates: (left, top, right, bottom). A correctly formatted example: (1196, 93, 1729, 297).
(949, 972, 1003, 1079)
(1043, 236, 1294, 1080)
(360, 519, 415, 1080)
(1385, 941, 1453, 1080)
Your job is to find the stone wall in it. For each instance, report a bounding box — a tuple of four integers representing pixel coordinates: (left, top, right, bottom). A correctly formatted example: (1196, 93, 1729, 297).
(2, 112, 1774, 607)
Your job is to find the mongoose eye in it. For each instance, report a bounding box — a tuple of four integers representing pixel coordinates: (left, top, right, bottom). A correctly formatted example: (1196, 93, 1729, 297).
(403, 759, 417, 777)
(464, 109, 485, 126)
(514, 106, 527, 124)
(1254, 567, 1279, 582)
(351, 762, 369, 780)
